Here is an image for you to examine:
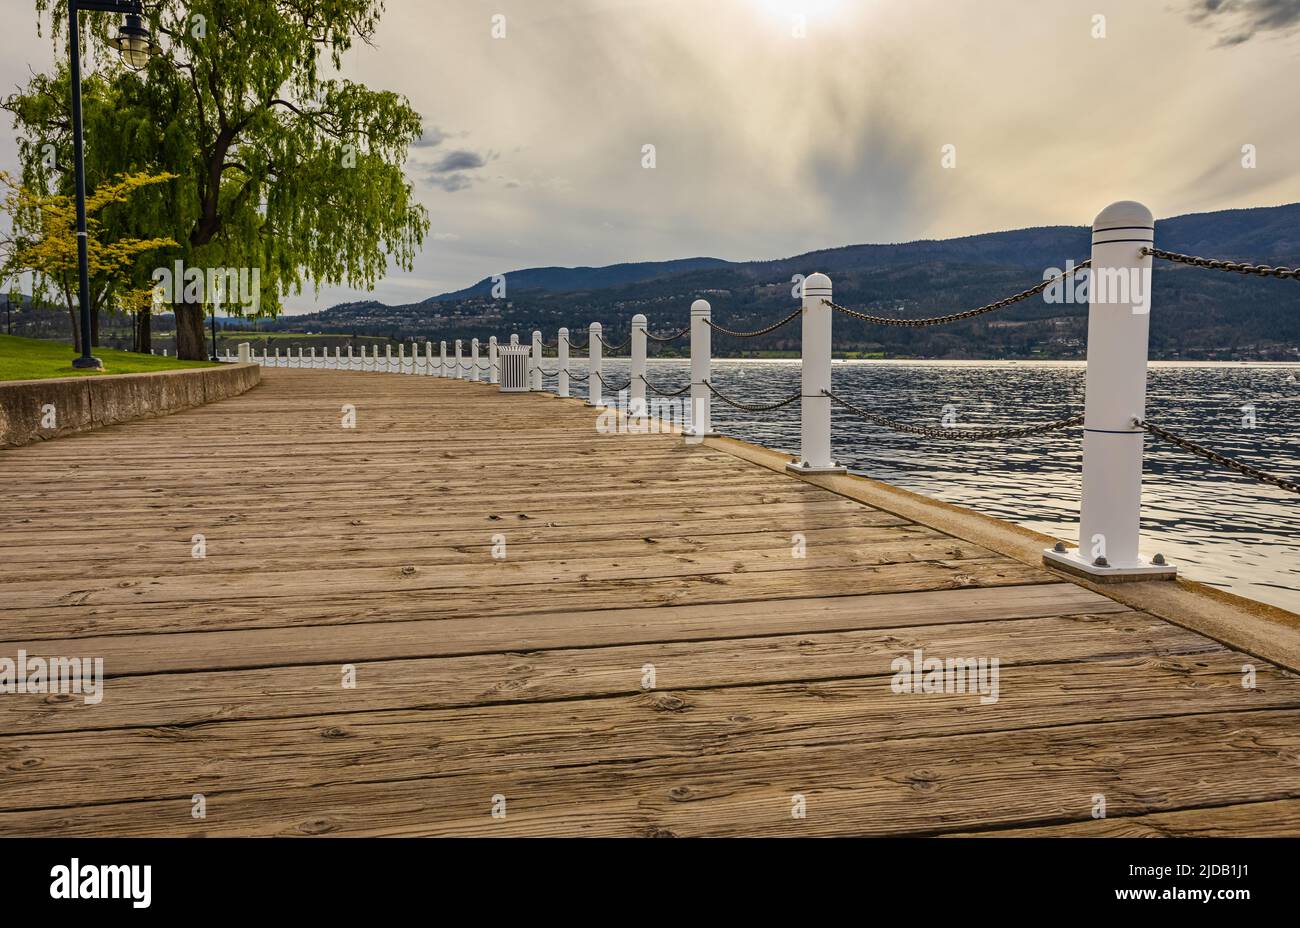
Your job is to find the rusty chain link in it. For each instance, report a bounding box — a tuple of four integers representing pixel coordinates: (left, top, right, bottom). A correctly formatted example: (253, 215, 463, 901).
(645, 326, 690, 343)
(824, 390, 1083, 440)
(1144, 248, 1300, 281)
(1136, 419, 1300, 494)
(594, 371, 631, 391)
(596, 333, 630, 352)
(823, 260, 1092, 328)
(703, 307, 802, 339)
(704, 379, 802, 413)
(639, 374, 692, 397)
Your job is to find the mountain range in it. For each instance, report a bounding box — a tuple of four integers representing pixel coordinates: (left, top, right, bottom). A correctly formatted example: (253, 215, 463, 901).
(253, 203, 1300, 360)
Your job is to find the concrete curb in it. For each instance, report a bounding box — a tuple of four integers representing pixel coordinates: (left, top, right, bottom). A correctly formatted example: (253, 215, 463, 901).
(0, 363, 261, 449)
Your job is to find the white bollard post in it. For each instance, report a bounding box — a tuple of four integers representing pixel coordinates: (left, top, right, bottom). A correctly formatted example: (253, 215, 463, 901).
(587, 322, 603, 406)
(421, 341, 430, 376)
(558, 327, 570, 398)
(684, 299, 717, 442)
(1043, 201, 1174, 580)
(471, 338, 481, 382)
(510, 333, 519, 346)
(454, 339, 463, 379)
(274, 347, 280, 365)
(437, 340, 446, 376)
(310, 346, 317, 367)
(489, 336, 499, 384)
(630, 314, 647, 417)
(238, 342, 251, 364)
(530, 330, 543, 391)
(399, 342, 406, 373)
(787, 272, 845, 474)
(225, 347, 233, 360)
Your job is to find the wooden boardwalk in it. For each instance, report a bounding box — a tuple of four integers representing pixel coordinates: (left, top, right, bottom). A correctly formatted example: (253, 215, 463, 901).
(2, 367, 1300, 836)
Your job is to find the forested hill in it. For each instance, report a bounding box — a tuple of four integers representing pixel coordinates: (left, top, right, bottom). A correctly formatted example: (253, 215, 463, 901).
(292, 203, 1300, 360)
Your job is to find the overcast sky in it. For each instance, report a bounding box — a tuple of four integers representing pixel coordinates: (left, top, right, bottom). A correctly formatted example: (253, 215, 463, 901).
(5, 0, 1300, 313)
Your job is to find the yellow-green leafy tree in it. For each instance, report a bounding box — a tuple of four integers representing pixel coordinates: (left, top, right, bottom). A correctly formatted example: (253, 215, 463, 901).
(1, 170, 176, 352)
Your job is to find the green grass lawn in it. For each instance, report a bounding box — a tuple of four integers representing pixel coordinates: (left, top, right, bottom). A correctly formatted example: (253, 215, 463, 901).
(0, 334, 219, 382)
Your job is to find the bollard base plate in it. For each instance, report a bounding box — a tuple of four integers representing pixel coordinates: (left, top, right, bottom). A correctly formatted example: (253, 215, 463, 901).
(1042, 547, 1177, 582)
(786, 460, 848, 475)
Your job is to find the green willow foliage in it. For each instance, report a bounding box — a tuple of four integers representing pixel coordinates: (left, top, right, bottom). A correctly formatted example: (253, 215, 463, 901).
(16, 1, 428, 345)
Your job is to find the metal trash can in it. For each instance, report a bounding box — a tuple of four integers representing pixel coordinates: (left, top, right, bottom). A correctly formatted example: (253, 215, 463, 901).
(498, 345, 531, 393)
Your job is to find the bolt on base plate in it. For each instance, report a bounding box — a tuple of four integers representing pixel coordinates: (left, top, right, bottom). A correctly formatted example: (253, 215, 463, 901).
(1042, 546, 1177, 582)
(786, 460, 848, 475)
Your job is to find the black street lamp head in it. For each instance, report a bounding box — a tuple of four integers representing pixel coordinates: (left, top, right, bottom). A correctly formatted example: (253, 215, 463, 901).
(113, 13, 154, 70)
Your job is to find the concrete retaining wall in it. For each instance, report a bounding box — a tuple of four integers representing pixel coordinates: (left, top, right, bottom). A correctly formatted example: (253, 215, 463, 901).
(0, 363, 261, 449)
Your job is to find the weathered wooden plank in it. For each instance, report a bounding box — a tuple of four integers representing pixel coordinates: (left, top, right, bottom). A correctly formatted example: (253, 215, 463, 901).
(1, 611, 1210, 734)
(953, 798, 1300, 837)
(0, 559, 1056, 641)
(3, 541, 1022, 609)
(0, 525, 958, 583)
(4, 708, 1300, 836)
(0, 514, 915, 571)
(0, 498, 875, 548)
(2, 652, 1295, 814)
(3, 583, 1116, 669)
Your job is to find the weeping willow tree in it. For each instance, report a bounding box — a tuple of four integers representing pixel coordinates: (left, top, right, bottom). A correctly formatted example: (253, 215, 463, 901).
(19, 0, 428, 358)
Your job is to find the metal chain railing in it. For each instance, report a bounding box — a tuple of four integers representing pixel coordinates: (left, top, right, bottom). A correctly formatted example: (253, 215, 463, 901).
(562, 335, 588, 350)
(596, 333, 630, 352)
(645, 326, 690, 343)
(823, 261, 1092, 328)
(568, 370, 590, 381)
(703, 307, 802, 339)
(538, 367, 559, 377)
(1136, 419, 1300, 494)
(824, 390, 1083, 440)
(639, 374, 692, 397)
(1144, 248, 1300, 281)
(595, 371, 632, 391)
(704, 379, 802, 413)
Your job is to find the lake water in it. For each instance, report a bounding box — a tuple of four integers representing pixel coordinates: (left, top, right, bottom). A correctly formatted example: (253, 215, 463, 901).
(576, 359, 1300, 613)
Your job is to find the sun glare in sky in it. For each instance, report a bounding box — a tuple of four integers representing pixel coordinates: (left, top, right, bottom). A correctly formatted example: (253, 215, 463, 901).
(756, 0, 848, 25)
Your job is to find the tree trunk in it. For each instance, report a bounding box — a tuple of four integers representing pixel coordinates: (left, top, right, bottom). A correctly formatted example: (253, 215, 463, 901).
(67, 305, 81, 354)
(174, 301, 208, 360)
(134, 308, 153, 354)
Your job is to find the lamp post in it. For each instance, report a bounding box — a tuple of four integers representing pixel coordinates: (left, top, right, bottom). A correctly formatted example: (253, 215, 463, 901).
(66, 0, 154, 369)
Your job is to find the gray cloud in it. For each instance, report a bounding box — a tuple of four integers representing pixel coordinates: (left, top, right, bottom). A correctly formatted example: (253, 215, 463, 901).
(432, 149, 491, 172)
(422, 147, 499, 193)
(428, 172, 475, 193)
(1184, 0, 1300, 45)
(412, 125, 452, 148)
